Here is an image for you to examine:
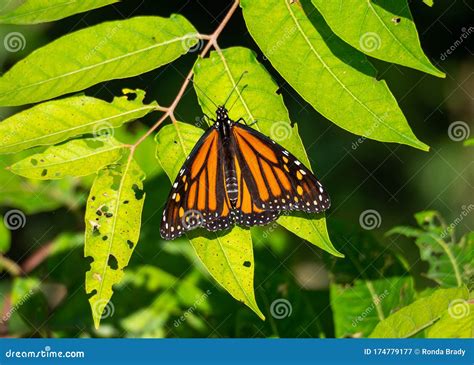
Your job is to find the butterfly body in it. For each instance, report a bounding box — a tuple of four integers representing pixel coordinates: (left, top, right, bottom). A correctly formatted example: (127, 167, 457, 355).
(160, 106, 330, 240)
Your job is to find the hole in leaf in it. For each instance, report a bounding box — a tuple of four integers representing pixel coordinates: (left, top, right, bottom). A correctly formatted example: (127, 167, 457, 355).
(123, 200, 129, 205)
(127, 240, 134, 249)
(102, 235, 108, 241)
(107, 255, 118, 270)
(243, 261, 251, 268)
(132, 184, 144, 200)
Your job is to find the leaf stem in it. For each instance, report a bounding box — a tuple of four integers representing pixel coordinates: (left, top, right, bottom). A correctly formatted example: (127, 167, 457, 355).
(430, 233, 463, 287)
(130, 0, 241, 152)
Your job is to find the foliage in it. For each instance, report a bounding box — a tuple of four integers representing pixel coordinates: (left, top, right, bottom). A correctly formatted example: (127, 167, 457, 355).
(0, 0, 471, 338)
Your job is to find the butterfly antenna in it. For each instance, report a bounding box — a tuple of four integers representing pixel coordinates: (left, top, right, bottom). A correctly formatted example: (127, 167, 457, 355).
(227, 84, 248, 113)
(187, 76, 218, 109)
(223, 71, 248, 108)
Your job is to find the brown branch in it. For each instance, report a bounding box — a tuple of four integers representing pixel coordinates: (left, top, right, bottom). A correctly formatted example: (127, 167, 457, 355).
(131, 0, 240, 151)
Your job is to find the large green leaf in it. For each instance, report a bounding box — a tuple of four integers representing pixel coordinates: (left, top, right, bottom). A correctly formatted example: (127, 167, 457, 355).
(0, 15, 197, 106)
(369, 286, 469, 338)
(0, 89, 156, 154)
(241, 0, 428, 151)
(9, 137, 126, 180)
(193, 46, 342, 257)
(311, 0, 443, 77)
(155, 122, 264, 319)
(0, 0, 118, 24)
(85, 156, 146, 329)
(331, 277, 415, 337)
(0, 215, 11, 254)
(426, 303, 474, 338)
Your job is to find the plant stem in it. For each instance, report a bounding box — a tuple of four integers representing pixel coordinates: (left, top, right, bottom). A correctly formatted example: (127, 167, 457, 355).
(431, 234, 463, 287)
(130, 0, 241, 152)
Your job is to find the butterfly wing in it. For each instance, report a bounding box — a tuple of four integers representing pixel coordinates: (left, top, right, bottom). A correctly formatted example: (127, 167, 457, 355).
(231, 122, 330, 215)
(160, 127, 233, 240)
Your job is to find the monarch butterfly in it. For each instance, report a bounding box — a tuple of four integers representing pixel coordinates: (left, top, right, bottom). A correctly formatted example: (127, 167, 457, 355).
(160, 106, 331, 240)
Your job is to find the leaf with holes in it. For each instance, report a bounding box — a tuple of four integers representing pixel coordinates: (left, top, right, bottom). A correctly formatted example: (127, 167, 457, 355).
(9, 137, 126, 180)
(241, 0, 429, 151)
(311, 0, 443, 77)
(0, 15, 197, 106)
(331, 277, 415, 337)
(155, 122, 264, 320)
(369, 286, 469, 338)
(0, 0, 118, 24)
(85, 156, 146, 329)
(0, 89, 156, 154)
(194, 46, 342, 257)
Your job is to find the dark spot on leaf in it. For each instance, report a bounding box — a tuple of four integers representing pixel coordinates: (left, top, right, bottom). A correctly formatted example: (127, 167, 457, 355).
(41, 169, 47, 176)
(92, 226, 100, 237)
(132, 184, 144, 200)
(40, 159, 44, 162)
(127, 240, 134, 249)
(102, 205, 109, 212)
(31, 158, 38, 166)
(243, 261, 251, 268)
(91, 196, 96, 201)
(105, 212, 113, 218)
(392, 17, 401, 24)
(107, 255, 118, 270)
(102, 235, 108, 241)
(85, 139, 104, 149)
(173, 140, 178, 144)
(123, 200, 129, 205)
(96, 210, 102, 216)
(111, 175, 121, 190)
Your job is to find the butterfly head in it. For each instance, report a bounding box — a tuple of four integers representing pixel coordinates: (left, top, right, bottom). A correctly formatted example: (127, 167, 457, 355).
(215, 106, 229, 121)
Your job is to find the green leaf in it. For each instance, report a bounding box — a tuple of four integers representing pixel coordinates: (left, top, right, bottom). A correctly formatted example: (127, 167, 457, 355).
(0, 89, 156, 154)
(0, 0, 118, 24)
(193, 46, 342, 257)
(0, 15, 197, 106)
(464, 138, 474, 147)
(85, 156, 146, 329)
(311, 0, 443, 77)
(369, 286, 469, 338)
(9, 137, 126, 180)
(240, 0, 429, 151)
(155, 122, 264, 320)
(0, 215, 11, 253)
(422, 0, 434, 7)
(330, 277, 415, 337)
(426, 303, 474, 338)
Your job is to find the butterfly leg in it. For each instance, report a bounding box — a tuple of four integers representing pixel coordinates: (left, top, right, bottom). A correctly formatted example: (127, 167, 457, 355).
(236, 117, 258, 127)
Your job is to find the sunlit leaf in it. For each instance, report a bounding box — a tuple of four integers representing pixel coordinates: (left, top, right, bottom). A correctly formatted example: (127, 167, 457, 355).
(155, 122, 264, 319)
(0, 89, 156, 154)
(9, 137, 126, 180)
(0, 0, 118, 24)
(369, 286, 469, 337)
(331, 277, 414, 337)
(85, 156, 146, 329)
(241, 0, 429, 151)
(0, 15, 197, 106)
(194, 46, 342, 257)
(311, 0, 443, 77)
(426, 303, 474, 338)
(0, 216, 11, 254)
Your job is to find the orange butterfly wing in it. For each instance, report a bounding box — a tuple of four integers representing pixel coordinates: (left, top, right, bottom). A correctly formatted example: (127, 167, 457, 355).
(160, 128, 232, 240)
(231, 123, 330, 217)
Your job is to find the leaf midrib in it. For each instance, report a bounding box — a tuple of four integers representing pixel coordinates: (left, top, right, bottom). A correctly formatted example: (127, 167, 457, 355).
(285, 1, 421, 147)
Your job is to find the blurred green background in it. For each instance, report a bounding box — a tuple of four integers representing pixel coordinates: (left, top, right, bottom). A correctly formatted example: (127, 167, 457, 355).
(0, 0, 472, 338)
